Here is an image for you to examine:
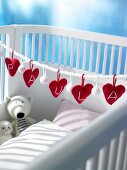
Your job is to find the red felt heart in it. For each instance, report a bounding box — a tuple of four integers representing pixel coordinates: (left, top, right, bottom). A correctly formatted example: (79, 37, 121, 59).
(23, 68, 39, 87)
(103, 83, 125, 105)
(49, 78, 67, 97)
(5, 57, 20, 76)
(72, 84, 93, 104)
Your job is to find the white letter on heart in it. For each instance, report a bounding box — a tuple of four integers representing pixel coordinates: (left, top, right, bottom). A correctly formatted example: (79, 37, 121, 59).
(28, 75, 35, 83)
(8, 64, 13, 70)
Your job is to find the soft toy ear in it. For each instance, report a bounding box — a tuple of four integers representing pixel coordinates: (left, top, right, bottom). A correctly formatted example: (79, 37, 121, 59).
(26, 96, 33, 103)
(6, 97, 11, 104)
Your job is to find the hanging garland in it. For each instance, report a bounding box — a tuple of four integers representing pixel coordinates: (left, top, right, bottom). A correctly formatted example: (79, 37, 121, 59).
(103, 74, 125, 105)
(49, 70, 67, 97)
(71, 74, 93, 104)
(2, 43, 126, 105)
(23, 60, 39, 87)
(5, 50, 20, 77)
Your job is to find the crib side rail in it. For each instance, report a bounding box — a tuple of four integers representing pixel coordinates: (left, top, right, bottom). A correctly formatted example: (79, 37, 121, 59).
(26, 100, 127, 170)
(14, 25, 127, 47)
(0, 26, 14, 102)
(13, 25, 127, 75)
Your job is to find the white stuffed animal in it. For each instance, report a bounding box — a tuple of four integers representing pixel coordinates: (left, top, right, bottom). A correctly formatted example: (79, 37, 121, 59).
(0, 120, 13, 145)
(6, 95, 36, 137)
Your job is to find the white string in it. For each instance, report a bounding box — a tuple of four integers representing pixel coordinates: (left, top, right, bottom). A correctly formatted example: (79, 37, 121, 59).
(0, 41, 127, 80)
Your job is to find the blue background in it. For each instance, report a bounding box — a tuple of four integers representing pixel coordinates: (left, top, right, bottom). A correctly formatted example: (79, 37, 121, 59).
(0, 0, 127, 36)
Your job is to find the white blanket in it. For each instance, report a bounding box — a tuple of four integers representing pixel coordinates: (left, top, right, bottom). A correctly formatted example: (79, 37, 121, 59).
(0, 120, 72, 170)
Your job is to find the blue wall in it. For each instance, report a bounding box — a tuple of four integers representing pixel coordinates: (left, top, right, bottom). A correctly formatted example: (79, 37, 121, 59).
(0, 0, 127, 36)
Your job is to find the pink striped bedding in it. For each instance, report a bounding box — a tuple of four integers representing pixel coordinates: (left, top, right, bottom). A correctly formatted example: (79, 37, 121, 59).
(53, 99, 102, 132)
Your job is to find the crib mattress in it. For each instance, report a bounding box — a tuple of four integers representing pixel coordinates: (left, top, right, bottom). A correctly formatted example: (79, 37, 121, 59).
(0, 119, 72, 170)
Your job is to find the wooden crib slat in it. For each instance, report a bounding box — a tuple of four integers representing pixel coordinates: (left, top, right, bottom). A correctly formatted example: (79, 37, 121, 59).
(64, 37, 68, 66)
(38, 33, 42, 62)
(58, 36, 63, 65)
(124, 48, 127, 74)
(25, 33, 29, 58)
(19, 34, 23, 60)
(89, 41, 94, 72)
(45, 34, 49, 63)
(82, 41, 87, 70)
(97, 145, 109, 170)
(0, 34, 5, 102)
(76, 39, 80, 69)
(86, 155, 98, 170)
(31, 33, 35, 60)
(95, 43, 101, 73)
(115, 130, 127, 170)
(102, 44, 108, 75)
(70, 38, 75, 67)
(117, 46, 123, 74)
(109, 45, 115, 75)
(123, 140, 127, 170)
(107, 137, 119, 170)
(52, 35, 56, 64)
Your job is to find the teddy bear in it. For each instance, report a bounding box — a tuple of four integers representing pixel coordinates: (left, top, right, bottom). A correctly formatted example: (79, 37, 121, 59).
(6, 95, 36, 137)
(0, 120, 13, 145)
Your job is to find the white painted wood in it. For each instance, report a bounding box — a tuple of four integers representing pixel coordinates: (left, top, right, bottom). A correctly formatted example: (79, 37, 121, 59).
(107, 137, 119, 170)
(95, 43, 101, 73)
(64, 37, 68, 66)
(1, 26, 15, 100)
(102, 44, 108, 75)
(25, 33, 29, 58)
(45, 34, 49, 62)
(58, 36, 63, 65)
(76, 39, 81, 69)
(31, 33, 35, 60)
(14, 25, 127, 47)
(123, 141, 127, 170)
(89, 41, 94, 72)
(109, 45, 115, 75)
(82, 41, 87, 70)
(124, 48, 127, 74)
(70, 38, 74, 67)
(52, 35, 56, 64)
(117, 46, 123, 74)
(14, 26, 22, 54)
(97, 145, 109, 170)
(86, 155, 98, 170)
(38, 33, 42, 62)
(0, 34, 5, 102)
(115, 130, 127, 170)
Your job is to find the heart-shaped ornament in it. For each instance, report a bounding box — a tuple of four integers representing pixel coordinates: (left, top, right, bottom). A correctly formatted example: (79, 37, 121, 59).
(103, 75, 125, 105)
(5, 51, 20, 77)
(49, 70, 67, 97)
(72, 74, 93, 104)
(23, 60, 39, 87)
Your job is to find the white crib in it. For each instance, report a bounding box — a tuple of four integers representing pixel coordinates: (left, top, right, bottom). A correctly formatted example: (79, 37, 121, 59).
(0, 25, 127, 170)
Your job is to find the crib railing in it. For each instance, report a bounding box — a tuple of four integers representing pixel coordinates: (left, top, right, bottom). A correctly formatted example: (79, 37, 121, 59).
(0, 25, 127, 170)
(26, 100, 127, 170)
(0, 25, 127, 102)
(0, 26, 14, 102)
(14, 25, 127, 75)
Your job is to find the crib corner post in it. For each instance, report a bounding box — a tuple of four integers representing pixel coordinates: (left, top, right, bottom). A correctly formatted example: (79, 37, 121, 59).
(4, 26, 15, 101)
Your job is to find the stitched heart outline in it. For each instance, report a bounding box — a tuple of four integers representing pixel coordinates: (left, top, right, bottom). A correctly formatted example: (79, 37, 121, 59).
(5, 50, 20, 77)
(71, 74, 93, 104)
(49, 70, 67, 97)
(23, 60, 39, 87)
(103, 74, 125, 105)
